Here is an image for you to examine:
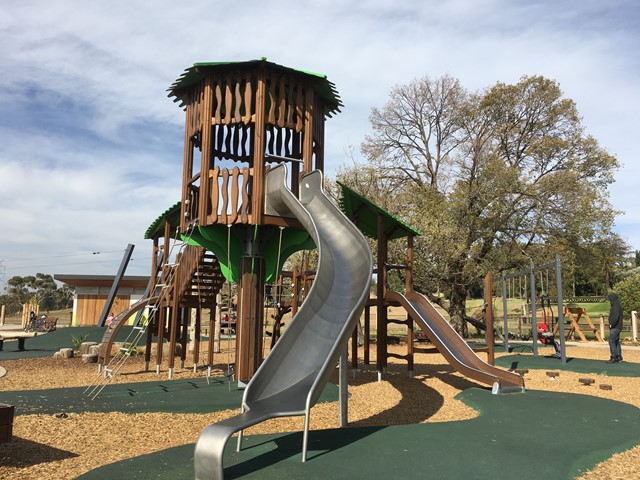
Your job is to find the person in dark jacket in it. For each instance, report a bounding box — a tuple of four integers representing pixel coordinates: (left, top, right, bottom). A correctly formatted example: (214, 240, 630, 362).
(607, 293, 623, 364)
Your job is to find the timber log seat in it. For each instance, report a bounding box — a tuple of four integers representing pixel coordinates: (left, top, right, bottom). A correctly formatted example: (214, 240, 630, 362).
(0, 332, 37, 351)
(0, 404, 15, 443)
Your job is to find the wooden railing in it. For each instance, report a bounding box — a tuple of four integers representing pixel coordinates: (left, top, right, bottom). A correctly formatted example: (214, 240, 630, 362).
(205, 166, 252, 225)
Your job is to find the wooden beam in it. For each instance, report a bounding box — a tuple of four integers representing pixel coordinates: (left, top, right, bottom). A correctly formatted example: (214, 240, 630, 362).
(302, 86, 314, 174)
(199, 77, 214, 225)
(251, 68, 267, 224)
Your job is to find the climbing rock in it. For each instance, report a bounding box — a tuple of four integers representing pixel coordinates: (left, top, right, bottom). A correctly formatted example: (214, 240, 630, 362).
(79, 342, 98, 355)
(81, 353, 98, 364)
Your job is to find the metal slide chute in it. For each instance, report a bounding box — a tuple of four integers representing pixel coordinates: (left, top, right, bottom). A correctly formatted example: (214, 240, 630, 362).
(388, 290, 525, 394)
(194, 165, 373, 480)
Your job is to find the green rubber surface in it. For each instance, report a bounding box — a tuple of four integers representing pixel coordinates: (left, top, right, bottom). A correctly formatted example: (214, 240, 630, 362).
(77, 388, 640, 480)
(1, 378, 338, 417)
(496, 353, 640, 377)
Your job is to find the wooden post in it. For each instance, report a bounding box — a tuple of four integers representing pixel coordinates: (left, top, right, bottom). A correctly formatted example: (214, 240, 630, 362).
(484, 272, 495, 366)
(251, 69, 267, 225)
(181, 103, 196, 231)
(302, 88, 314, 174)
(632, 311, 638, 342)
(236, 256, 265, 383)
(364, 304, 370, 369)
(198, 77, 214, 226)
(376, 214, 388, 373)
(599, 314, 606, 342)
(0, 305, 4, 326)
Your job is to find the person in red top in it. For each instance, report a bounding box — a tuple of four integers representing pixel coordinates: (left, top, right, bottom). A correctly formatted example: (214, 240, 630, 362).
(537, 322, 561, 358)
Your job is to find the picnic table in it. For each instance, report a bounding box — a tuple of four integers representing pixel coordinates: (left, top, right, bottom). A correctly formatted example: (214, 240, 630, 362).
(0, 331, 38, 351)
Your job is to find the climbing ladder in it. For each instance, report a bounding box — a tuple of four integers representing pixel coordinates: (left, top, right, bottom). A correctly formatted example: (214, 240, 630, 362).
(84, 247, 183, 399)
(85, 236, 225, 399)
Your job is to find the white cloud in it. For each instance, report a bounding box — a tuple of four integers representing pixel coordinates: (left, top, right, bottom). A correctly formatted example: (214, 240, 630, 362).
(0, 0, 638, 288)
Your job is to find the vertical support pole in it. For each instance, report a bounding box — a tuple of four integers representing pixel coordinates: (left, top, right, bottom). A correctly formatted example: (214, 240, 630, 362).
(502, 271, 509, 353)
(376, 214, 387, 374)
(181, 102, 195, 231)
(632, 311, 638, 343)
(192, 307, 201, 369)
(97, 244, 135, 327)
(168, 305, 179, 378)
(302, 88, 314, 174)
(198, 77, 213, 226)
(351, 323, 358, 370)
(156, 308, 166, 374)
(406, 234, 414, 376)
(339, 345, 348, 428)
(207, 303, 216, 368)
(0, 305, 5, 326)
(364, 305, 370, 370)
(484, 272, 495, 366)
(555, 254, 566, 363)
(406, 234, 414, 291)
(530, 263, 538, 356)
(236, 256, 265, 384)
(180, 307, 189, 369)
(251, 68, 267, 225)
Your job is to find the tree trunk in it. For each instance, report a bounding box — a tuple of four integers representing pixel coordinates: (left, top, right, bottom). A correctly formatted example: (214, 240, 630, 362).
(449, 283, 468, 337)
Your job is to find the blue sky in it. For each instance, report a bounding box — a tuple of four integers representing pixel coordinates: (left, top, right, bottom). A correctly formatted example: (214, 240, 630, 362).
(0, 0, 638, 288)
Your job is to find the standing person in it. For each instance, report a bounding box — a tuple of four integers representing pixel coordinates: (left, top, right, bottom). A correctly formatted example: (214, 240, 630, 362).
(607, 293, 623, 364)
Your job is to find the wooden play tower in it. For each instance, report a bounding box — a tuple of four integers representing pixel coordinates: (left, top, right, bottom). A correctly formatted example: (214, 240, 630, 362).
(97, 59, 432, 389)
(164, 59, 342, 382)
(97, 59, 342, 383)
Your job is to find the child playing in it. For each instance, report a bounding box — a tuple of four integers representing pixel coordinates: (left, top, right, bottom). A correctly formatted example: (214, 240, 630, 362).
(537, 322, 561, 358)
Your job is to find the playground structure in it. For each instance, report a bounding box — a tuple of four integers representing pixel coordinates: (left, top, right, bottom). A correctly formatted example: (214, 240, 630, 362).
(94, 59, 520, 390)
(501, 255, 570, 362)
(83, 59, 525, 479)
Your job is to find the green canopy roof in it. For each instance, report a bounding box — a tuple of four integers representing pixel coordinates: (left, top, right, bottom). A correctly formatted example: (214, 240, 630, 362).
(144, 201, 181, 240)
(168, 57, 342, 117)
(337, 182, 421, 240)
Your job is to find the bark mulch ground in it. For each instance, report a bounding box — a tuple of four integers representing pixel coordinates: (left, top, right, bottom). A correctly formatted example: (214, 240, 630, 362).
(0, 341, 639, 479)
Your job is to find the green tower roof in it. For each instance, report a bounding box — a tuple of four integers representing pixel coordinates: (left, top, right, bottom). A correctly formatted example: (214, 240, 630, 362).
(168, 57, 342, 117)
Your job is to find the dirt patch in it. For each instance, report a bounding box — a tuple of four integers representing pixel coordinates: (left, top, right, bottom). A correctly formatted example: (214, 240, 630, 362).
(0, 343, 639, 479)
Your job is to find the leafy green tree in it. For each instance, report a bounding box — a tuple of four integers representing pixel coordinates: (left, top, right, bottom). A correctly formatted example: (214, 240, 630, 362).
(348, 74, 619, 335)
(612, 275, 640, 320)
(6, 273, 60, 310)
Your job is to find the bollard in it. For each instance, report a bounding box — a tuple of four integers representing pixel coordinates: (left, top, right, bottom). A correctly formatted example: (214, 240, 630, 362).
(599, 315, 606, 342)
(632, 311, 638, 343)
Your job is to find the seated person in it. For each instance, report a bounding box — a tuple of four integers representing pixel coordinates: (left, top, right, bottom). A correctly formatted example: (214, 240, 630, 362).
(537, 322, 561, 358)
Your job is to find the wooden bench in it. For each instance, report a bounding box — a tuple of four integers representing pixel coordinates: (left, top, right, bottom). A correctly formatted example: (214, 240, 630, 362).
(44, 317, 58, 331)
(0, 331, 38, 351)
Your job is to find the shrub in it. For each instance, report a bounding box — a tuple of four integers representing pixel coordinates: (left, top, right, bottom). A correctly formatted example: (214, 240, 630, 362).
(71, 334, 89, 350)
(612, 274, 640, 320)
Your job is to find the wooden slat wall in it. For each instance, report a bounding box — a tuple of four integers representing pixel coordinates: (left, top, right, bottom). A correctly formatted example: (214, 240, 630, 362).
(180, 65, 329, 230)
(75, 294, 131, 326)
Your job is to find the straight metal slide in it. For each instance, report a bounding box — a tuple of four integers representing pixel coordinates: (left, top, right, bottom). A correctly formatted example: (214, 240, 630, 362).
(387, 290, 525, 394)
(194, 165, 373, 480)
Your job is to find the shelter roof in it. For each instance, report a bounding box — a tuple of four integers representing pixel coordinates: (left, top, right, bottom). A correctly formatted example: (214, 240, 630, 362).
(337, 182, 421, 240)
(54, 275, 150, 288)
(168, 57, 342, 117)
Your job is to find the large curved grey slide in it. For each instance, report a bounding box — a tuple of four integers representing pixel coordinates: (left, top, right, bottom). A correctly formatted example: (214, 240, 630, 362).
(194, 165, 373, 480)
(387, 291, 525, 394)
